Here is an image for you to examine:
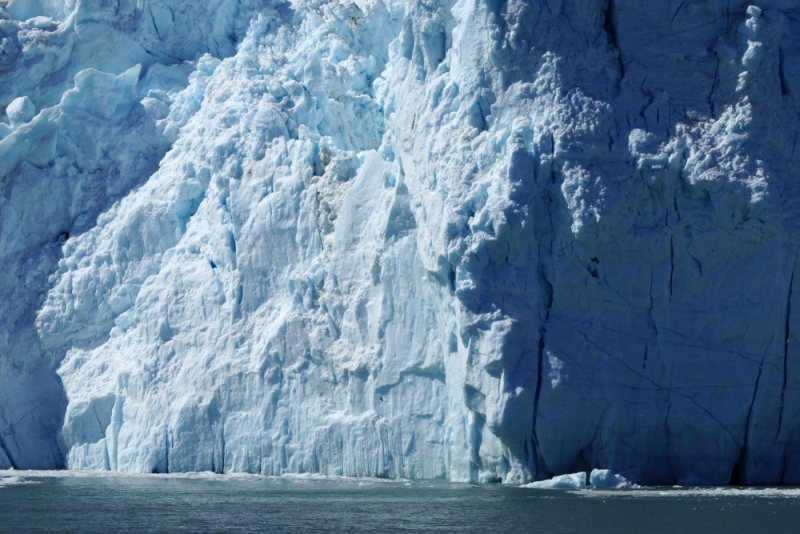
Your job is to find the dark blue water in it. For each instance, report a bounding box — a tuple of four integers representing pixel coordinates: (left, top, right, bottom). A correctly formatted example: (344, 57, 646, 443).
(1, 472, 799, 533)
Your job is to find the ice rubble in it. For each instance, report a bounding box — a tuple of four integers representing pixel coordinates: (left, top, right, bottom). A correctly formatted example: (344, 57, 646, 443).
(1, 0, 800, 486)
(521, 469, 633, 490)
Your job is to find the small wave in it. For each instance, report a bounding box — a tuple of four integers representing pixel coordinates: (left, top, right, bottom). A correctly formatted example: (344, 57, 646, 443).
(0, 476, 31, 486)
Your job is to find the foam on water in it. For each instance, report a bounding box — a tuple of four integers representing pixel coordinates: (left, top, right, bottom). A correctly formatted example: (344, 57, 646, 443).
(0, 476, 29, 486)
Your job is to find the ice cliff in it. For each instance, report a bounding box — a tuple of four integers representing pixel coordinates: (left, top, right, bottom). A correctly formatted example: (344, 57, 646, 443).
(1, 0, 800, 485)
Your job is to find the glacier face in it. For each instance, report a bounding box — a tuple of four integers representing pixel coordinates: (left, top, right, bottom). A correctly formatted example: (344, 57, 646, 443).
(1, 0, 800, 485)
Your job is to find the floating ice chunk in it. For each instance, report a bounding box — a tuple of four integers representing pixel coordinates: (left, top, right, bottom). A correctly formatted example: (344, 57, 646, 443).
(589, 469, 634, 489)
(6, 96, 35, 127)
(522, 470, 635, 490)
(522, 472, 588, 489)
(0, 476, 26, 485)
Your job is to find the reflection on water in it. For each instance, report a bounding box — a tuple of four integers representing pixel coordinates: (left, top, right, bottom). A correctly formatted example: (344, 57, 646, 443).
(1, 470, 799, 533)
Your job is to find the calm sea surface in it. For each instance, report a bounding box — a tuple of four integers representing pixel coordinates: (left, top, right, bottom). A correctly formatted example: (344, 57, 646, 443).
(1, 471, 799, 533)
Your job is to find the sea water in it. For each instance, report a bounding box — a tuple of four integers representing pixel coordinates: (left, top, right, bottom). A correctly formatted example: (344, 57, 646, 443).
(0, 471, 799, 533)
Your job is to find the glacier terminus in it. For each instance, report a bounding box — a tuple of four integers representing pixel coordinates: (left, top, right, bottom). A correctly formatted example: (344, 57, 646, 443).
(1, 0, 800, 486)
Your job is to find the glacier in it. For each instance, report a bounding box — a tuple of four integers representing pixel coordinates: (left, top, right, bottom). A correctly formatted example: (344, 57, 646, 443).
(1, 0, 800, 486)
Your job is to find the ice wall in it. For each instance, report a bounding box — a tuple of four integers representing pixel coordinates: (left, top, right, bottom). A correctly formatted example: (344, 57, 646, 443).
(2, 0, 800, 485)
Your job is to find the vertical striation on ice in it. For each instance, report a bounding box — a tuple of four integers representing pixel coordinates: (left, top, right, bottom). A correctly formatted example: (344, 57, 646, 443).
(1, 0, 800, 485)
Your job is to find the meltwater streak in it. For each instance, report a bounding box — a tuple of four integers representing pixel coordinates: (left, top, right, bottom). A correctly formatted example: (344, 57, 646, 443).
(0, 472, 799, 533)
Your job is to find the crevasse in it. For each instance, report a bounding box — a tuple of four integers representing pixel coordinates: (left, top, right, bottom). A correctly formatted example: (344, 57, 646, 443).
(1, 0, 799, 485)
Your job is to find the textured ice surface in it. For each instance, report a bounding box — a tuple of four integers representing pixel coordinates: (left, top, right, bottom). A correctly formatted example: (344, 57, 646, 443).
(523, 472, 588, 490)
(521, 469, 632, 489)
(588, 469, 633, 490)
(1, 0, 800, 485)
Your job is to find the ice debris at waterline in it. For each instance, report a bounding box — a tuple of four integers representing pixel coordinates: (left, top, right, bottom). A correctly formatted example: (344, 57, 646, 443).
(522, 470, 635, 490)
(0, 477, 28, 486)
(0, 0, 799, 486)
